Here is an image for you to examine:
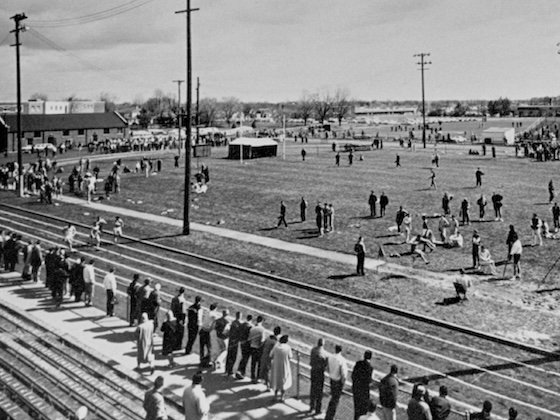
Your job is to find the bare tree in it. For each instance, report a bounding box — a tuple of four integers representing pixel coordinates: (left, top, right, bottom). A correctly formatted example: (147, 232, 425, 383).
(199, 98, 219, 127)
(298, 91, 314, 125)
(99, 92, 116, 112)
(221, 97, 241, 123)
(333, 88, 352, 126)
(313, 90, 334, 124)
(29, 92, 48, 101)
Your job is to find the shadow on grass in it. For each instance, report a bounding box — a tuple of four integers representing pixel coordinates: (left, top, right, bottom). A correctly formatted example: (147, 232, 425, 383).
(375, 233, 401, 238)
(350, 215, 379, 220)
(534, 202, 551, 206)
(535, 287, 560, 294)
(435, 296, 462, 306)
(259, 226, 280, 232)
(327, 273, 359, 280)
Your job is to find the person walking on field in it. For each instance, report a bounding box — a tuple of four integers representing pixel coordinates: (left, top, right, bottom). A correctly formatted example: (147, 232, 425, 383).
(395, 154, 401, 167)
(355, 236, 366, 276)
(460, 198, 470, 226)
(63, 224, 77, 252)
(300, 197, 307, 222)
(369, 191, 377, 217)
(301, 149, 307, 161)
(549, 180, 555, 203)
(475, 168, 484, 187)
(277, 201, 288, 228)
(429, 170, 437, 190)
(335, 152, 340, 167)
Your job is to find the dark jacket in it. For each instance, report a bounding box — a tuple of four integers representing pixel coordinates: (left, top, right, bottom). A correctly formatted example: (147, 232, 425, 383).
(379, 373, 399, 409)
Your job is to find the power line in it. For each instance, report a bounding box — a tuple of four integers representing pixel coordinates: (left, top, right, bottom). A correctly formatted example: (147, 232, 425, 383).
(27, 27, 105, 72)
(0, 32, 11, 47)
(28, 0, 155, 27)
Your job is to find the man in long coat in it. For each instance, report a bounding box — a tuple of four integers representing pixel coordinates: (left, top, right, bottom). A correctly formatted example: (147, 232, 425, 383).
(136, 313, 155, 373)
(352, 350, 374, 420)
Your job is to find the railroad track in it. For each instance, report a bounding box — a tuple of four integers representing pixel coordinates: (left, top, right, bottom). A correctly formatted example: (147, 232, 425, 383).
(0, 297, 182, 420)
(0, 203, 559, 419)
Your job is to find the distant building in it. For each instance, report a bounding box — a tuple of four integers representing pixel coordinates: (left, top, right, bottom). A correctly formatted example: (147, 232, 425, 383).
(517, 104, 560, 117)
(0, 112, 128, 153)
(0, 99, 105, 115)
(482, 127, 515, 145)
(354, 106, 417, 116)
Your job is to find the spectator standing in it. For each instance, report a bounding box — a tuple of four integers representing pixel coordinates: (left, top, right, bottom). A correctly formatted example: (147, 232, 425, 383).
(148, 283, 163, 329)
(270, 335, 293, 402)
(170, 287, 187, 349)
(424, 385, 451, 420)
(127, 274, 141, 326)
(136, 313, 155, 374)
(82, 259, 95, 306)
(358, 401, 381, 420)
(379, 365, 399, 420)
(161, 310, 179, 367)
(355, 236, 366, 276)
(477, 195, 487, 220)
(470, 400, 493, 420)
(380, 192, 389, 217)
(199, 303, 219, 367)
(325, 345, 349, 420)
(407, 385, 432, 420)
(475, 168, 484, 187)
(352, 350, 374, 420)
(491, 192, 503, 221)
(182, 372, 209, 420)
(235, 314, 254, 379)
(213, 310, 230, 370)
(549, 180, 555, 203)
(70, 256, 86, 302)
(29, 240, 43, 283)
(472, 230, 481, 269)
(143, 376, 167, 420)
(369, 191, 378, 217)
(461, 198, 470, 226)
(510, 238, 523, 280)
(315, 202, 324, 237)
(138, 278, 153, 323)
(259, 326, 281, 390)
(552, 202, 560, 231)
(309, 338, 328, 416)
(531, 213, 543, 246)
(225, 311, 243, 376)
(185, 296, 202, 355)
(300, 197, 307, 222)
(103, 268, 117, 317)
(247, 315, 266, 383)
(442, 192, 452, 215)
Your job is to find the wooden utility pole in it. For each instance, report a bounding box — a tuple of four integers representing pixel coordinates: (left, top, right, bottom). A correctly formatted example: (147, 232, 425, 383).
(11, 13, 27, 197)
(196, 77, 200, 144)
(173, 79, 184, 156)
(176, 0, 199, 235)
(414, 52, 431, 149)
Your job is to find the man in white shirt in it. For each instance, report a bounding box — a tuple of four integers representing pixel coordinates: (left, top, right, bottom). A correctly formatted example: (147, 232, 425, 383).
(82, 259, 95, 307)
(325, 345, 348, 420)
(199, 303, 219, 366)
(103, 267, 117, 316)
(182, 372, 209, 420)
(510, 238, 523, 280)
(247, 315, 266, 383)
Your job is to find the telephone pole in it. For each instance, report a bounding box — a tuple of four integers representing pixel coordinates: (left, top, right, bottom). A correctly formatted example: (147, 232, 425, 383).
(175, 0, 199, 235)
(196, 77, 200, 144)
(173, 79, 184, 156)
(414, 52, 431, 149)
(11, 13, 27, 197)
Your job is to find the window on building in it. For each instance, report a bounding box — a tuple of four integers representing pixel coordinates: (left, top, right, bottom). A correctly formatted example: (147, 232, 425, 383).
(103, 128, 110, 134)
(78, 129, 85, 135)
(34, 131, 41, 138)
(63, 130, 70, 136)
(27, 138, 33, 146)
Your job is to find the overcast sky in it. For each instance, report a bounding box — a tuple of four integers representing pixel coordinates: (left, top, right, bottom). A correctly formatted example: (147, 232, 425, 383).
(1, 0, 559, 103)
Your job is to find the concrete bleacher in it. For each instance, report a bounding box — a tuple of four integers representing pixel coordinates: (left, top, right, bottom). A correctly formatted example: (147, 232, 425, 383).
(0, 271, 309, 420)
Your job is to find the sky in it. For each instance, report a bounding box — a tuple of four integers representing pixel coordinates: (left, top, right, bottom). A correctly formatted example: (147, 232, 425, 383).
(1, 0, 560, 104)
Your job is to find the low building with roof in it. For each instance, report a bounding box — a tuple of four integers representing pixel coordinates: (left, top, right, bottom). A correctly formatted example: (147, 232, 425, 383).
(0, 112, 129, 153)
(481, 127, 515, 145)
(227, 137, 278, 159)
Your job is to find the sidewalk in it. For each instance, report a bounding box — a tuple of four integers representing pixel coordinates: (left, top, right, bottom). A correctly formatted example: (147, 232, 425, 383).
(55, 195, 457, 290)
(0, 273, 308, 420)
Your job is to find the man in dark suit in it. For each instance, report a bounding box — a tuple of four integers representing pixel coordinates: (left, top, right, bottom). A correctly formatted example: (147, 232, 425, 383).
(277, 201, 288, 228)
(424, 385, 451, 420)
(380, 192, 389, 217)
(368, 191, 377, 217)
(352, 350, 374, 420)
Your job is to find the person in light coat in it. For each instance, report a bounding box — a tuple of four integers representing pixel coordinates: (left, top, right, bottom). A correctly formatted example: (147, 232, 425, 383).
(182, 372, 209, 420)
